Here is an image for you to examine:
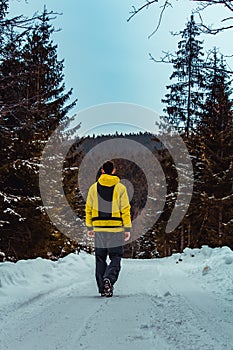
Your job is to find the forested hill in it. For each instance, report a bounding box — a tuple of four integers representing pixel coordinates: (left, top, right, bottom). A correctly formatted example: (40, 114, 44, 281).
(72, 131, 162, 154)
(64, 131, 166, 260)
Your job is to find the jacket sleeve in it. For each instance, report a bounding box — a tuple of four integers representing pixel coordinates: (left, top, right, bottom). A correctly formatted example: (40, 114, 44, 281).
(120, 187, 132, 231)
(85, 187, 93, 230)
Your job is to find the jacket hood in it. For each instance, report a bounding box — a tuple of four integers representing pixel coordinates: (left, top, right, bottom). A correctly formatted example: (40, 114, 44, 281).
(98, 174, 120, 187)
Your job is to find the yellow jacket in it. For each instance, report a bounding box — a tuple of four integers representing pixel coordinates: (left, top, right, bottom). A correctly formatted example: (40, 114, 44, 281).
(85, 174, 132, 232)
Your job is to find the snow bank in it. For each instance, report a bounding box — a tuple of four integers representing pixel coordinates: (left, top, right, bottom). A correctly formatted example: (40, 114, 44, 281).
(1, 245, 233, 292)
(0, 251, 94, 305)
(170, 245, 233, 268)
(1, 245, 233, 307)
(171, 245, 233, 303)
(0, 246, 233, 350)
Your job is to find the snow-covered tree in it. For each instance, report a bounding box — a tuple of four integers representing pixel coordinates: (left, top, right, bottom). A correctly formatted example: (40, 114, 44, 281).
(162, 15, 205, 138)
(0, 8, 77, 259)
(191, 49, 233, 247)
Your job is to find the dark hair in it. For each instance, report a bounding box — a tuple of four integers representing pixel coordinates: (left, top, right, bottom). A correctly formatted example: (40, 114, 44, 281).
(102, 160, 114, 174)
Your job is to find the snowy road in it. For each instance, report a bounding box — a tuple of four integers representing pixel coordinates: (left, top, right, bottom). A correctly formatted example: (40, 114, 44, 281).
(1, 246, 233, 350)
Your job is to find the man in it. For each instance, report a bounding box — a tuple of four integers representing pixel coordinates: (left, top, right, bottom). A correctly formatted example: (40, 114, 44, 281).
(85, 160, 132, 297)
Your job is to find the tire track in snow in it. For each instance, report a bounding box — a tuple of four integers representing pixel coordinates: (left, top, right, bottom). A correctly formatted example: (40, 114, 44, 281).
(0, 279, 104, 350)
(74, 293, 172, 350)
(1, 257, 233, 350)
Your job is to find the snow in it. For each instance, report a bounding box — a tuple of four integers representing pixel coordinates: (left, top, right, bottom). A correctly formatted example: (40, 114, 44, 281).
(0, 246, 233, 350)
(0, 220, 10, 227)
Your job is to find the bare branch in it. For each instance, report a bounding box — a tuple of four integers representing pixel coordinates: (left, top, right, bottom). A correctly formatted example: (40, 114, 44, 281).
(127, 0, 159, 22)
(192, 0, 233, 13)
(149, 48, 233, 74)
(148, 0, 172, 38)
(0, 11, 62, 31)
(149, 51, 175, 63)
(222, 16, 233, 21)
(192, 1, 213, 11)
(224, 1, 233, 11)
(192, 0, 233, 8)
(192, 0, 233, 33)
(199, 22, 233, 34)
(129, 0, 233, 35)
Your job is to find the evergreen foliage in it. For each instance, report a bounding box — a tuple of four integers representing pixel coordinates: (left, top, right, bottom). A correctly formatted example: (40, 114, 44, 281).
(0, 6, 78, 260)
(160, 17, 233, 256)
(162, 15, 205, 137)
(190, 49, 233, 247)
(1, 8, 233, 260)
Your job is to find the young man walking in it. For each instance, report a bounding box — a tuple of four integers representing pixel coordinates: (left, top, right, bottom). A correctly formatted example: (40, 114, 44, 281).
(85, 160, 131, 297)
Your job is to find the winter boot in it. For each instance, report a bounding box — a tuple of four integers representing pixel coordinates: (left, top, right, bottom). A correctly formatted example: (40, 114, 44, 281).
(103, 278, 113, 297)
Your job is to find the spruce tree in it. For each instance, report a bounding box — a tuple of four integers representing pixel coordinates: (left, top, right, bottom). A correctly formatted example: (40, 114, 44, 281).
(191, 49, 233, 247)
(162, 15, 205, 137)
(0, 8, 77, 260)
(155, 15, 205, 255)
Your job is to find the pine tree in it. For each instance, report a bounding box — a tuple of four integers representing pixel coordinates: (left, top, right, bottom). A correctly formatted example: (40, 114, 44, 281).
(191, 49, 233, 247)
(155, 15, 205, 255)
(0, 8, 27, 257)
(0, 8, 77, 260)
(0, 1, 8, 38)
(162, 15, 205, 137)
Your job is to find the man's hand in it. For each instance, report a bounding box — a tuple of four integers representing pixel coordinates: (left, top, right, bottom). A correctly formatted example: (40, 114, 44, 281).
(87, 230, 95, 238)
(124, 231, 130, 241)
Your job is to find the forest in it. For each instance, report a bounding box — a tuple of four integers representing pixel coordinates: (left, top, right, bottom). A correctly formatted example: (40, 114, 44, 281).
(0, 1, 232, 261)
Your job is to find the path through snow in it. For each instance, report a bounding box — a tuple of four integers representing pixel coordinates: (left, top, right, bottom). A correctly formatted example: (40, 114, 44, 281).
(1, 246, 233, 350)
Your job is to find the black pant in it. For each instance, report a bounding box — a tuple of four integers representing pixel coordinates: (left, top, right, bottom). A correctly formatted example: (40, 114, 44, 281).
(94, 232, 124, 293)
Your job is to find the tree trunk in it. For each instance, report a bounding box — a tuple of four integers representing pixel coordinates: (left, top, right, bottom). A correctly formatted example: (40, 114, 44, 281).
(180, 224, 184, 252)
(218, 205, 223, 246)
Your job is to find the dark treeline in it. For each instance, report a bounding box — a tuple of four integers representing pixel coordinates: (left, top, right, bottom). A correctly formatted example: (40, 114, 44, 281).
(0, 6, 232, 261)
(0, 1, 79, 261)
(65, 15, 233, 258)
(157, 16, 233, 257)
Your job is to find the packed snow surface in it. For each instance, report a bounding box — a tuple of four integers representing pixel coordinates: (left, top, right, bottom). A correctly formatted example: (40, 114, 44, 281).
(0, 245, 233, 350)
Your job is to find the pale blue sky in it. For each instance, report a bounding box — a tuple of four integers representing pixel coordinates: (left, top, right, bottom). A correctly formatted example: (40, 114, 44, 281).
(9, 0, 233, 135)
